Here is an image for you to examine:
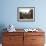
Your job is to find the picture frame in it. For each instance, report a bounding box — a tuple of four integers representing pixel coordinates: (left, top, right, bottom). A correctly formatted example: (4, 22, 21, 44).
(17, 7, 35, 22)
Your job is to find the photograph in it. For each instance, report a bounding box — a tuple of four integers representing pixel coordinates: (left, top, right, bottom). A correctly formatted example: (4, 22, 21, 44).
(17, 7, 35, 22)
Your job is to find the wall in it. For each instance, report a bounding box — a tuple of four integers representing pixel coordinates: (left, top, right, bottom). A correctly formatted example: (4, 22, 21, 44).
(0, 0, 46, 30)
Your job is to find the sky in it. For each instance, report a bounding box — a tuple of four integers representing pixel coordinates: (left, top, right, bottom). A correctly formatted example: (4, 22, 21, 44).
(19, 8, 32, 13)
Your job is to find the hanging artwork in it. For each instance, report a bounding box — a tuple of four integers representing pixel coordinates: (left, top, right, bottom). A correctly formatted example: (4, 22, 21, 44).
(17, 7, 35, 22)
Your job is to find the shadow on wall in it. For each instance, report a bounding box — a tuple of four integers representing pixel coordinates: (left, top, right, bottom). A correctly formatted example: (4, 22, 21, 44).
(0, 24, 7, 43)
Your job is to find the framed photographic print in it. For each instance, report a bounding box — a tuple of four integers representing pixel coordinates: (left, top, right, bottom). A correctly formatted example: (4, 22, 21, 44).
(17, 7, 35, 22)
